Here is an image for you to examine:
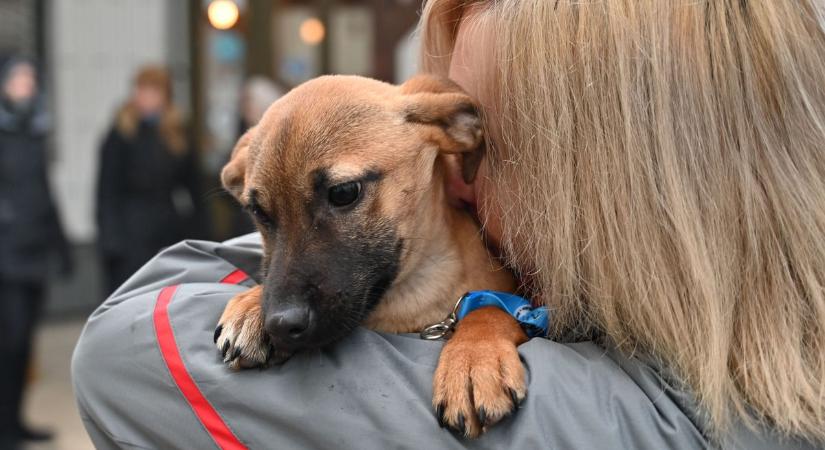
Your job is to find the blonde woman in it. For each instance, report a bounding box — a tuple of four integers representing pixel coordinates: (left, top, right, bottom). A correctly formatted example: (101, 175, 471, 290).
(424, 0, 825, 445)
(96, 66, 204, 295)
(72, 1, 824, 449)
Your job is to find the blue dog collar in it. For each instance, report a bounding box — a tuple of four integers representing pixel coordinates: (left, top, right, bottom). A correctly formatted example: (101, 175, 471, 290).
(420, 290, 550, 340)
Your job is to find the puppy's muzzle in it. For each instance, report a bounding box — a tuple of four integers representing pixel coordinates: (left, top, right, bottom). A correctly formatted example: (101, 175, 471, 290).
(265, 304, 314, 344)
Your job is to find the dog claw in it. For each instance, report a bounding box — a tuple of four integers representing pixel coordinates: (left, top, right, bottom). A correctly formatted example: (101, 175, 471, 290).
(456, 414, 466, 435)
(436, 403, 446, 428)
(221, 340, 230, 359)
(231, 348, 241, 361)
(477, 406, 487, 426)
(213, 325, 223, 343)
(508, 388, 521, 410)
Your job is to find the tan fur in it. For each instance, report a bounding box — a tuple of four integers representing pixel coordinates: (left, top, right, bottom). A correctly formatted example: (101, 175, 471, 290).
(433, 307, 528, 438)
(216, 286, 269, 370)
(215, 74, 523, 437)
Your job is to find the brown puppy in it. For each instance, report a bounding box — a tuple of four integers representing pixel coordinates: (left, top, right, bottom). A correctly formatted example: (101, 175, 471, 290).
(214, 74, 527, 437)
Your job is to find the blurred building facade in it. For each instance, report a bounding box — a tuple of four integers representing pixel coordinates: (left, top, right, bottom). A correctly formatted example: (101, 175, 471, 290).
(0, 0, 40, 57)
(0, 0, 421, 313)
(49, 0, 193, 242)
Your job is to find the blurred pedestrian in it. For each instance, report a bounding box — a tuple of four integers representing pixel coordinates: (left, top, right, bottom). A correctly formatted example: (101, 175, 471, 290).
(96, 65, 204, 296)
(0, 55, 70, 448)
(237, 75, 283, 137)
(226, 76, 284, 238)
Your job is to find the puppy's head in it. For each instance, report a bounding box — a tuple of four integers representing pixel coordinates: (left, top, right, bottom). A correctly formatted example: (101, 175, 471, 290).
(222, 74, 483, 354)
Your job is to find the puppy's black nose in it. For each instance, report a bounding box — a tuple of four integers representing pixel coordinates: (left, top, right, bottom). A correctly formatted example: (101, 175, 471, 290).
(265, 304, 312, 342)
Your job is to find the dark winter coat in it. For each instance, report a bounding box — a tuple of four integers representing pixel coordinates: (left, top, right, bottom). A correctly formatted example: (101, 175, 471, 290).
(0, 59, 69, 282)
(95, 118, 204, 275)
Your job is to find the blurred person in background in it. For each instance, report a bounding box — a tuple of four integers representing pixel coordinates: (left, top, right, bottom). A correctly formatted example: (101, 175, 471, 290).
(225, 76, 284, 238)
(0, 55, 71, 448)
(96, 66, 204, 296)
(237, 75, 284, 137)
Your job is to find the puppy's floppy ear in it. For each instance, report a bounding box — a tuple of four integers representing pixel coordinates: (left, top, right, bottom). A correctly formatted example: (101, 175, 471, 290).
(401, 75, 485, 183)
(222, 126, 256, 200)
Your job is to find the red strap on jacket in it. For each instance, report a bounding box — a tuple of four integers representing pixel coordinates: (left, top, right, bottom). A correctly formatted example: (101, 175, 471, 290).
(220, 269, 249, 285)
(153, 269, 250, 450)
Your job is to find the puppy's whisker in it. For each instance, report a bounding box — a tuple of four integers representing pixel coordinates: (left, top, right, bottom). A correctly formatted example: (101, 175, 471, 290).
(202, 187, 235, 201)
(203, 186, 226, 197)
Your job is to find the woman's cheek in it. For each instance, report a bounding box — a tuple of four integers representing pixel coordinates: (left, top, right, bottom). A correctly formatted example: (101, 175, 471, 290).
(476, 174, 539, 290)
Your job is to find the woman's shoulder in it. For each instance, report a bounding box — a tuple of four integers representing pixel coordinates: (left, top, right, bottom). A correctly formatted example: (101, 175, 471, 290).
(75, 235, 817, 449)
(76, 235, 819, 449)
(101, 120, 128, 148)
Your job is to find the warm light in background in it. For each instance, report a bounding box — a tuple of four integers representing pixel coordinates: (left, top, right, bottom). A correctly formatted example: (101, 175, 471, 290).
(208, 0, 240, 30)
(299, 18, 325, 45)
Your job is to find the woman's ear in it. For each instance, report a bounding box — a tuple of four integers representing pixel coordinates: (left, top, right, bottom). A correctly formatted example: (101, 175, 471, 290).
(400, 74, 485, 183)
(221, 126, 255, 200)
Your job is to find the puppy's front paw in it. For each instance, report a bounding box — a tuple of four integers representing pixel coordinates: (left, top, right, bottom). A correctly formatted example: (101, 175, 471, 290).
(432, 307, 528, 438)
(214, 286, 273, 369)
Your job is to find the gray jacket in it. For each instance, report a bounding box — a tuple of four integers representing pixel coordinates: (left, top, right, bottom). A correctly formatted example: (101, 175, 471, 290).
(71, 234, 821, 449)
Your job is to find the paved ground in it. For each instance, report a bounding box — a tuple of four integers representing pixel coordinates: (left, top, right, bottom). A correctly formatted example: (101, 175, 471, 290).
(20, 243, 102, 449)
(23, 318, 94, 450)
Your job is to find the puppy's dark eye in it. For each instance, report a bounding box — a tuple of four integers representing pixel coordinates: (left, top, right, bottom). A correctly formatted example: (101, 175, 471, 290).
(248, 203, 272, 225)
(328, 181, 362, 207)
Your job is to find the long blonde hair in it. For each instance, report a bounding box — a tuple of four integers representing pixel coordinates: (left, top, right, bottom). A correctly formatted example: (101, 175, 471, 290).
(116, 65, 187, 155)
(421, 0, 825, 442)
